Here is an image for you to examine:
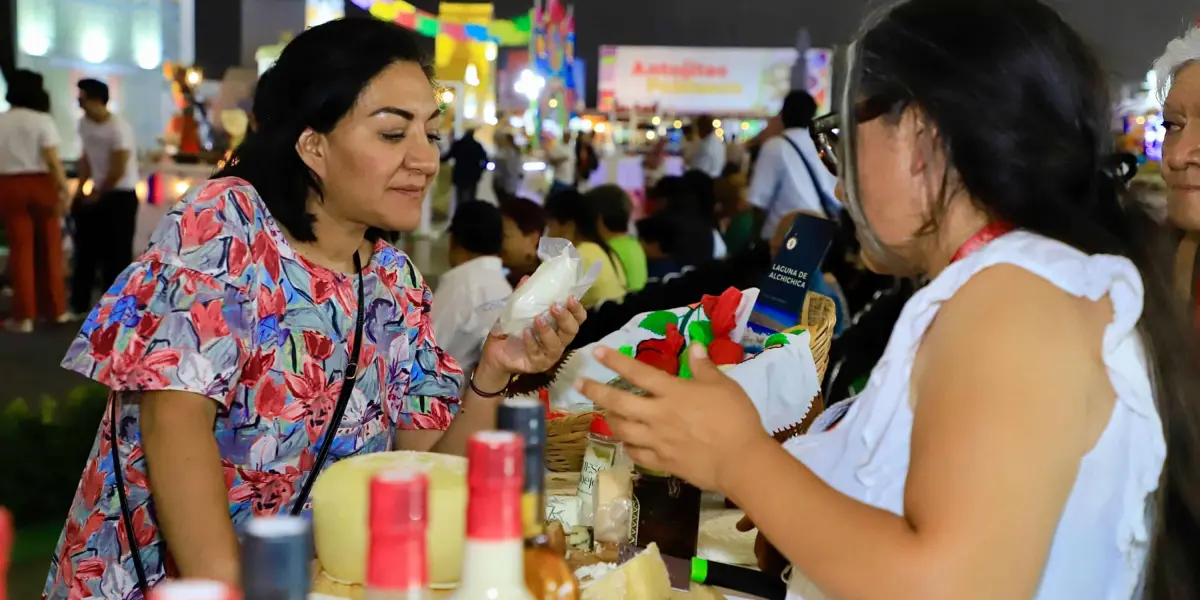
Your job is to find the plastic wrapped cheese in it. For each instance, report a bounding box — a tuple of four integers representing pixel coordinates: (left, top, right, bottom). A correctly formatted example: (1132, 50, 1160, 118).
(491, 237, 601, 336)
(311, 451, 467, 587)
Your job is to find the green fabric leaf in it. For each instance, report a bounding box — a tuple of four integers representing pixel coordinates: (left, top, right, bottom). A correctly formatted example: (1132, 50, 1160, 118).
(765, 332, 793, 348)
(678, 350, 693, 379)
(688, 321, 714, 347)
(618, 345, 634, 357)
(638, 311, 679, 336)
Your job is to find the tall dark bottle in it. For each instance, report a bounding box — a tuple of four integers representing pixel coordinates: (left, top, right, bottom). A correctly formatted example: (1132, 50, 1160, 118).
(240, 515, 311, 600)
(498, 398, 580, 600)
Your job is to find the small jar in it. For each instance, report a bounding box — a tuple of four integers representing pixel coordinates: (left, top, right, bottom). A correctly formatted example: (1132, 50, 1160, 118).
(577, 415, 621, 526)
(630, 465, 702, 559)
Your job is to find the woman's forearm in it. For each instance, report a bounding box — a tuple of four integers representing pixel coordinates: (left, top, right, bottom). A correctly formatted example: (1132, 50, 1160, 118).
(429, 366, 510, 455)
(140, 392, 240, 583)
(724, 438, 936, 600)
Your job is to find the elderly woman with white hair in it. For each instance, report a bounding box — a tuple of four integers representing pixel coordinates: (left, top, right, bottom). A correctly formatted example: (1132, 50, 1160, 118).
(1155, 26, 1200, 328)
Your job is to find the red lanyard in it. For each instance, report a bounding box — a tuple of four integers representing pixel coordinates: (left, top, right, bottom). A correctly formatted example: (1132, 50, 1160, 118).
(950, 221, 1015, 264)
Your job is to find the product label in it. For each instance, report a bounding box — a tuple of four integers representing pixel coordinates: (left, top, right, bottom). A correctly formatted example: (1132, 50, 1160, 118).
(577, 443, 616, 520)
(748, 213, 837, 336)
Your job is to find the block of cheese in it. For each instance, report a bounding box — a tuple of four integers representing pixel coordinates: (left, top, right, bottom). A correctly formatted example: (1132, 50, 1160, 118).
(547, 494, 583, 530)
(311, 451, 468, 587)
(579, 543, 672, 600)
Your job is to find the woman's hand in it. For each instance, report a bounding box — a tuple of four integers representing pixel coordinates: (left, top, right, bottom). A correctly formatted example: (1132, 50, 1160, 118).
(736, 515, 790, 578)
(574, 343, 772, 493)
(478, 296, 587, 377)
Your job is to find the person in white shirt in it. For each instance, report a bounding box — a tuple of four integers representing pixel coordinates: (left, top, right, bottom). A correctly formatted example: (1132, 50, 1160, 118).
(492, 132, 524, 198)
(747, 91, 840, 239)
(547, 130, 577, 196)
(689, 114, 727, 179)
(432, 200, 514, 375)
(0, 69, 72, 332)
(71, 78, 141, 315)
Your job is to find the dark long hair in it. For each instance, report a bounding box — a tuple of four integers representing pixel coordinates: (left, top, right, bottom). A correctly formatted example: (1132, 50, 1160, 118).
(215, 18, 434, 243)
(5, 69, 46, 111)
(544, 188, 619, 264)
(860, 1, 1200, 597)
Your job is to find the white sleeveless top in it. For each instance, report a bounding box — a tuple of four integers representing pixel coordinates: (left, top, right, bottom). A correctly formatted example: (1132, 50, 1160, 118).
(782, 232, 1166, 600)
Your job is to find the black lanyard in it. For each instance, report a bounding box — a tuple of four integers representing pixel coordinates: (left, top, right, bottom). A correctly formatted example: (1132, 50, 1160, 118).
(112, 250, 367, 593)
(289, 250, 367, 515)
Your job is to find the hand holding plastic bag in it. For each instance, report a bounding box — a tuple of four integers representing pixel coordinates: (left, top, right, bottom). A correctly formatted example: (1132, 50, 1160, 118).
(495, 237, 600, 335)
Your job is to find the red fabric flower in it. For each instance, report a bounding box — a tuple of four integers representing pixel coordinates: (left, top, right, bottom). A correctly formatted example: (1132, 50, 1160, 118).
(635, 322, 686, 374)
(701, 287, 745, 366)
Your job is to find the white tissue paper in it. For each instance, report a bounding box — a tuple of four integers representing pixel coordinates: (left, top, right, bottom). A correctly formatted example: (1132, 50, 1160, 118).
(556, 328, 820, 437)
(548, 290, 760, 411)
(723, 330, 821, 437)
(492, 237, 601, 336)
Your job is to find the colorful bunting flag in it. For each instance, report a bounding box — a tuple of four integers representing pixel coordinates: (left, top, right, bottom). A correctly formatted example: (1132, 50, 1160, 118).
(360, 0, 533, 46)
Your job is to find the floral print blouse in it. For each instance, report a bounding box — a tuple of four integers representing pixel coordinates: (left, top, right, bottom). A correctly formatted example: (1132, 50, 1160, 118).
(43, 177, 464, 599)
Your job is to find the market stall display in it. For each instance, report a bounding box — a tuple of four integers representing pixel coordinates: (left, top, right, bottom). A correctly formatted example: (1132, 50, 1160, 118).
(294, 266, 829, 599)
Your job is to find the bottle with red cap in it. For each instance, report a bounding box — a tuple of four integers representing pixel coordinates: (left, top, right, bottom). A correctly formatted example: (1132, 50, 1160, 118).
(448, 431, 535, 600)
(366, 470, 431, 600)
(147, 580, 241, 600)
(0, 507, 12, 600)
(576, 414, 621, 527)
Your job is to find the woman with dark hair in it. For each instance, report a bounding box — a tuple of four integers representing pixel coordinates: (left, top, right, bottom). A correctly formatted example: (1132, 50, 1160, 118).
(682, 168, 728, 259)
(0, 69, 71, 333)
(646, 175, 715, 269)
(45, 19, 584, 595)
(578, 1, 1200, 598)
(544, 188, 627, 307)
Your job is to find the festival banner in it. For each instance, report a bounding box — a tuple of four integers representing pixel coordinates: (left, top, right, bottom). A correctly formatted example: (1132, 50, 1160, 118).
(598, 45, 800, 115)
(354, 0, 532, 46)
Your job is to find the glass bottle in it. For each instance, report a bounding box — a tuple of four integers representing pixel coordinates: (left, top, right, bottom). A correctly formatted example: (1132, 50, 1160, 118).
(449, 431, 536, 600)
(366, 470, 432, 600)
(498, 398, 579, 600)
(240, 515, 310, 600)
(577, 415, 620, 527)
(629, 465, 702, 558)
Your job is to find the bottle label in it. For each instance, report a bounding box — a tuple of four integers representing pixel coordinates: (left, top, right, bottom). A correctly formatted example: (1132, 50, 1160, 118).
(577, 444, 616, 528)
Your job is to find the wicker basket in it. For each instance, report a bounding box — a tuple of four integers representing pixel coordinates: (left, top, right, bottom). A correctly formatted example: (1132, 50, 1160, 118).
(545, 410, 597, 472)
(793, 291, 837, 384)
(768, 291, 838, 442)
(542, 292, 838, 471)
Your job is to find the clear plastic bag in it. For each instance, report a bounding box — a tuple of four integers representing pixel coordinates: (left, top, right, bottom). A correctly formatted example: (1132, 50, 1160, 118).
(487, 237, 601, 336)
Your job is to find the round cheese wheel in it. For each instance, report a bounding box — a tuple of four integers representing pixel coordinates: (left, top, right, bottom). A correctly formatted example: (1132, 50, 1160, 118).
(311, 451, 468, 587)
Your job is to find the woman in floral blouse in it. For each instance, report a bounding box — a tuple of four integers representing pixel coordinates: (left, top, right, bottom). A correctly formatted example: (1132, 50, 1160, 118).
(43, 18, 585, 599)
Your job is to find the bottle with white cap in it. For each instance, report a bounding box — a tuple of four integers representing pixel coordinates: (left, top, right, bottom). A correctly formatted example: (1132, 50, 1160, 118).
(366, 469, 431, 600)
(240, 515, 311, 600)
(147, 580, 240, 600)
(448, 431, 535, 600)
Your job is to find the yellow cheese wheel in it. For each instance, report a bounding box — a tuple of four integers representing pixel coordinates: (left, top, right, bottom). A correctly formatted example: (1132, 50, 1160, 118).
(311, 451, 468, 587)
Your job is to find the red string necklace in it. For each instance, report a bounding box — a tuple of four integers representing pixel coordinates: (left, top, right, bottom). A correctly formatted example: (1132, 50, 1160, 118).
(949, 221, 1015, 265)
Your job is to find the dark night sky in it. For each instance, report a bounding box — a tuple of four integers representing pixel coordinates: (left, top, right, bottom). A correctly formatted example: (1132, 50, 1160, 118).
(400, 0, 1198, 101)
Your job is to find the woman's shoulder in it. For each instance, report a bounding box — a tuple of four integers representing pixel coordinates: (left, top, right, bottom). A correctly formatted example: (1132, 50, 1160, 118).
(140, 176, 273, 292)
(372, 242, 425, 289)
